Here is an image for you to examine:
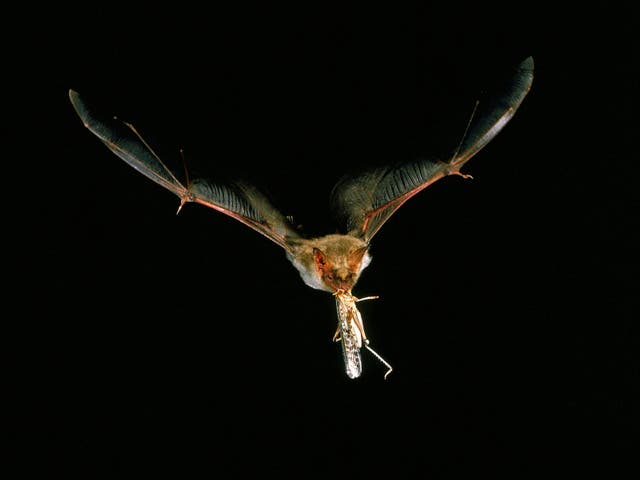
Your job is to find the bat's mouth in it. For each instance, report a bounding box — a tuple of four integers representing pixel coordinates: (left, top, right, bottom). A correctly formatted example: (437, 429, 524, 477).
(328, 280, 354, 292)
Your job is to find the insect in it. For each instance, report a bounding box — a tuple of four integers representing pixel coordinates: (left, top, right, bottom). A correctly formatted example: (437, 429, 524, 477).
(333, 290, 392, 379)
(69, 56, 533, 379)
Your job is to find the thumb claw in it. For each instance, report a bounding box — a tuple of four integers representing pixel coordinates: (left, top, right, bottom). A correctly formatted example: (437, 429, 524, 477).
(453, 170, 473, 180)
(176, 196, 188, 215)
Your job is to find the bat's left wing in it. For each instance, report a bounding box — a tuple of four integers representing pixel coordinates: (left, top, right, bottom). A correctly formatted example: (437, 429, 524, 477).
(69, 90, 300, 252)
(331, 56, 534, 242)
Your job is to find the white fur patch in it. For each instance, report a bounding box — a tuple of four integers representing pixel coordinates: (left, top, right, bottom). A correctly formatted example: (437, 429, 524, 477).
(287, 252, 329, 291)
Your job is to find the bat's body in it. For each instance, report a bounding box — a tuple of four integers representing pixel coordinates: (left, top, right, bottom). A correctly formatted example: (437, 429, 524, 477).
(69, 57, 534, 378)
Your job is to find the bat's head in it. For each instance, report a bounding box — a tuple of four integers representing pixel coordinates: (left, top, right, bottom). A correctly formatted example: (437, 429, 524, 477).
(313, 243, 370, 292)
(285, 234, 372, 292)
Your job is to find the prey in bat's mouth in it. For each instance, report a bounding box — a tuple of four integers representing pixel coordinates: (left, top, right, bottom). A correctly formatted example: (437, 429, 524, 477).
(286, 235, 392, 379)
(333, 289, 392, 379)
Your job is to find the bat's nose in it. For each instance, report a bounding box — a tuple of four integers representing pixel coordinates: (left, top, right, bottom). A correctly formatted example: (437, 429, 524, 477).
(333, 270, 355, 291)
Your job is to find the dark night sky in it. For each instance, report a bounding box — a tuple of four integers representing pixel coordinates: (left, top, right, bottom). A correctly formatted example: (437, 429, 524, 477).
(6, 3, 637, 478)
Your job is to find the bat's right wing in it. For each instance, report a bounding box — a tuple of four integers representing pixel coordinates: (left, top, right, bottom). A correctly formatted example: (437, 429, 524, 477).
(69, 90, 300, 252)
(330, 56, 534, 242)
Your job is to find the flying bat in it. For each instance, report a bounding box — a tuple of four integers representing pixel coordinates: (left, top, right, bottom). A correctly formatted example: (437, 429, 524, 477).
(69, 56, 534, 379)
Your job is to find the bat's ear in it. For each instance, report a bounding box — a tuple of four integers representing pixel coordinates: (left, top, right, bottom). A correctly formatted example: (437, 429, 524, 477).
(313, 247, 328, 270)
(347, 246, 368, 269)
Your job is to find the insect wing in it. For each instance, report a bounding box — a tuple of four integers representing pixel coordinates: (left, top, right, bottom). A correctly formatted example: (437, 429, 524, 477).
(335, 295, 363, 379)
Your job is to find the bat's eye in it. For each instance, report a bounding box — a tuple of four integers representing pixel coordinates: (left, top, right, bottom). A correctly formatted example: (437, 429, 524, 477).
(326, 273, 334, 281)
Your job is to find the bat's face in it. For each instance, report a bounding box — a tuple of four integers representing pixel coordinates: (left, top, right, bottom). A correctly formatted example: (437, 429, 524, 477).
(312, 244, 370, 292)
(285, 234, 372, 292)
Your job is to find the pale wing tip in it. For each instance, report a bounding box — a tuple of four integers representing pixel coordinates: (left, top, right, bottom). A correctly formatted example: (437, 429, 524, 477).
(68, 88, 80, 108)
(68, 89, 90, 126)
(520, 56, 534, 72)
(68, 89, 82, 109)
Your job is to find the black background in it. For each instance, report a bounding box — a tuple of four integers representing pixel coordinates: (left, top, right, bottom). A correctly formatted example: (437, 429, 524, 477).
(6, 2, 637, 478)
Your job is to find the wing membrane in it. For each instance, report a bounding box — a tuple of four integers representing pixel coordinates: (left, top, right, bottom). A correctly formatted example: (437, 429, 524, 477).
(331, 56, 534, 241)
(69, 90, 299, 251)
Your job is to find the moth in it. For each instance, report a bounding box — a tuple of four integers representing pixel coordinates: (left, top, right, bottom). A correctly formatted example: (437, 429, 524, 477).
(69, 56, 533, 379)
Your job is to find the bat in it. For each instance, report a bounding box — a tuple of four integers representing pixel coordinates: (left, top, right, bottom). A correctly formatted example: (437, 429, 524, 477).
(69, 56, 534, 379)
